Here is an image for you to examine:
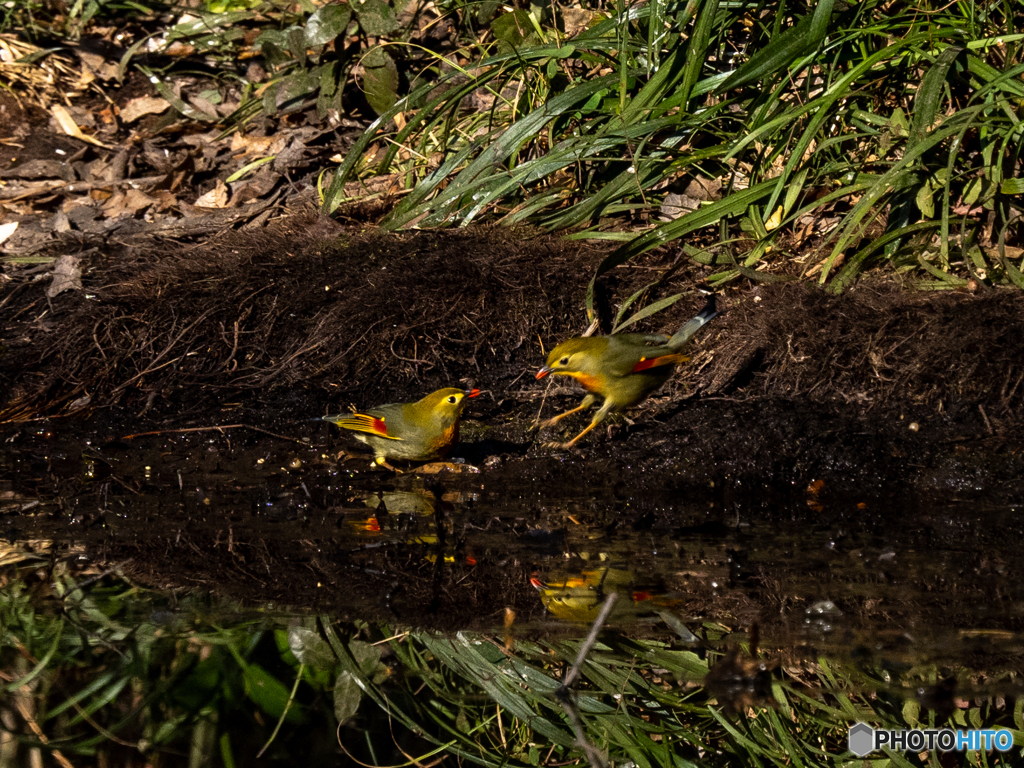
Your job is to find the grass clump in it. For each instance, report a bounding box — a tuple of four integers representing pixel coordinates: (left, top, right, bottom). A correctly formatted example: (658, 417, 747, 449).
(3, 552, 1022, 767)
(322, 0, 1024, 296)
(5, 0, 1022, 299)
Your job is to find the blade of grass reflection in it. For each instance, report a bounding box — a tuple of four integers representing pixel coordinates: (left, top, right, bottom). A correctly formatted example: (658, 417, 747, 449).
(67, 674, 130, 727)
(255, 663, 304, 757)
(2, 622, 63, 695)
(41, 669, 119, 721)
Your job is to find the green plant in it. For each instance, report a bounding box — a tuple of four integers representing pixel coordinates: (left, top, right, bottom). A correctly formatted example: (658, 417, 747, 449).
(3, 556, 1022, 767)
(320, 0, 1024, 301)
(0, 560, 337, 764)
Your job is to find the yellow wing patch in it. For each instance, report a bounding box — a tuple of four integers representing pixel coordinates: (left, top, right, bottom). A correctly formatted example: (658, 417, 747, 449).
(328, 413, 404, 441)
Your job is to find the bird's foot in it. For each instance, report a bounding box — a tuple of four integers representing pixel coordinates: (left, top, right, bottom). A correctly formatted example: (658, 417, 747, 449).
(373, 458, 403, 473)
(541, 440, 577, 451)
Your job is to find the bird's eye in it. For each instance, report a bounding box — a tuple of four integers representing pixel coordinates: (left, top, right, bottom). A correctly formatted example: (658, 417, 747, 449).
(447, 395, 458, 404)
(559, 356, 570, 365)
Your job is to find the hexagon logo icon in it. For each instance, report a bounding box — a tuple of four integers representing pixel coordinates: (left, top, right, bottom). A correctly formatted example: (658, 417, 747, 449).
(848, 723, 874, 757)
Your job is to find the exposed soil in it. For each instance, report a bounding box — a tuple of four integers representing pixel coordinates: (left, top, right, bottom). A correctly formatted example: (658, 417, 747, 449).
(4, 213, 1024, 501)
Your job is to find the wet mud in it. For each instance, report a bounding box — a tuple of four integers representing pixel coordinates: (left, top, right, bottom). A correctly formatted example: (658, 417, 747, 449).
(3, 215, 1024, 648)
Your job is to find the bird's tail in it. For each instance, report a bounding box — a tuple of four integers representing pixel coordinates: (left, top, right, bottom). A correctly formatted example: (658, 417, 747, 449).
(668, 294, 718, 349)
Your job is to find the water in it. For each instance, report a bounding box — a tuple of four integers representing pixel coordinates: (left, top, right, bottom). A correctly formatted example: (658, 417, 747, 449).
(5, 423, 1024, 766)
(4, 426, 1022, 667)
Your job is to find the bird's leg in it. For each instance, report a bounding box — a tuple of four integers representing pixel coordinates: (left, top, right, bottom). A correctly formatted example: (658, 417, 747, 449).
(536, 394, 596, 430)
(543, 400, 614, 450)
(606, 414, 635, 439)
(373, 456, 403, 473)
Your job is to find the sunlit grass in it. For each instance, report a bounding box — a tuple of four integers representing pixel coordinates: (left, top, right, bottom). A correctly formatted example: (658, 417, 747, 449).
(320, 0, 1024, 299)
(8, 0, 1021, 300)
(11, 0, 1020, 297)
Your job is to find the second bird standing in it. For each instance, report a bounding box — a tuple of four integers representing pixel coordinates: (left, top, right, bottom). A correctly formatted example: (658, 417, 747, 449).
(535, 295, 718, 449)
(322, 388, 479, 471)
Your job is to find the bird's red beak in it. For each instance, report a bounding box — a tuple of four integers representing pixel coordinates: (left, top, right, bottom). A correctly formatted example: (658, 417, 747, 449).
(535, 367, 550, 380)
(466, 389, 480, 398)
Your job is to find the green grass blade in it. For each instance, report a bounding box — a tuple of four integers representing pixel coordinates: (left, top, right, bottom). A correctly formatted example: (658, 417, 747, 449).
(586, 180, 775, 319)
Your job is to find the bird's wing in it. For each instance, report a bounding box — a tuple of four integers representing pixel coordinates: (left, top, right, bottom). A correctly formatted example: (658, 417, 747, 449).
(325, 411, 403, 440)
(606, 336, 684, 375)
(631, 353, 689, 372)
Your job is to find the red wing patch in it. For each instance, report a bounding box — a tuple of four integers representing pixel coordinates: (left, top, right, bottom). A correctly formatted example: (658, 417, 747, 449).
(332, 413, 403, 440)
(631, 353, 688, 373)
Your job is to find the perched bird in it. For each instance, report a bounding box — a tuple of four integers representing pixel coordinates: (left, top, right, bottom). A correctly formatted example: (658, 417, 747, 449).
(535, 295, 718, 449)
(322, 388, 479, 471)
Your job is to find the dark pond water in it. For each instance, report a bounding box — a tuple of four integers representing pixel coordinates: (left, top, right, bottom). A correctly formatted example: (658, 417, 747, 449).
(4, 422, 1023, 673)
(5, 419, 1024, 768)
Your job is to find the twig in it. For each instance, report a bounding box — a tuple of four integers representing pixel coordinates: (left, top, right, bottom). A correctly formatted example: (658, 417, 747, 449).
(534, 378, 554, 427)
(120, 423, 313, 445)
(91, 318, 108, 360)
(111, 309, 213, 394)
(13, 687, 77, 768)
(63, 561, 130, 593)
(978, 404, 993, 435)
(562, 592, 617, 691)
(71, 697, 138, 748)
(222, 320, 240, 372)
(554, 592, 618, 768)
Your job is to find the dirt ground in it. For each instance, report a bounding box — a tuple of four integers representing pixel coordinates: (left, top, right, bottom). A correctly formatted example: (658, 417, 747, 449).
(4, 212, 1024, 650)
(3, 38, 1023, 504)
(4, 212, 1024, 501)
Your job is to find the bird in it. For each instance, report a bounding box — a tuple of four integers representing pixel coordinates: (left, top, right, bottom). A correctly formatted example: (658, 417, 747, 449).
(535, 295, 718, 449)
(321, 387, 479, 471)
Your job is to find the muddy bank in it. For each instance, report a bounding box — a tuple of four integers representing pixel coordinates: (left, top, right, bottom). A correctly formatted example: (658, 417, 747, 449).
(3, 215, 1024, 500)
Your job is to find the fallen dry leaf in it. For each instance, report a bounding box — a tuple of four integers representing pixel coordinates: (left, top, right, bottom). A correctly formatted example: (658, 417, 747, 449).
(123, 188, 157, 214)
(51, 105, 109, 148)
(120, 96, 171, 124)
(75, 49, 119, 81)
(47, 252, 82, 297)
(195, 179, 229, 208)
(658, 192, 695, 222)
(0, 220, 17, 245)
(103, 187, 157, 217)
(982, 246, 1024, 261)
